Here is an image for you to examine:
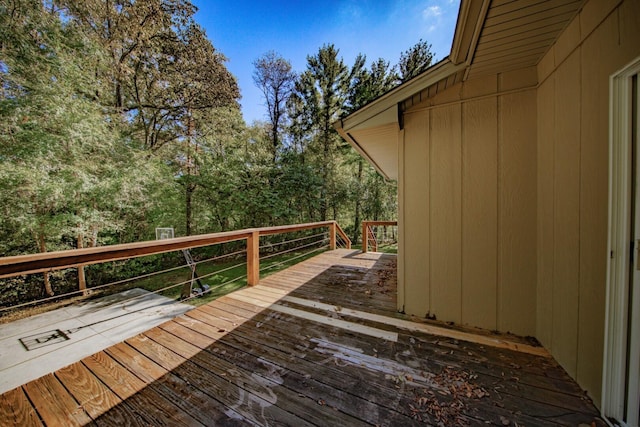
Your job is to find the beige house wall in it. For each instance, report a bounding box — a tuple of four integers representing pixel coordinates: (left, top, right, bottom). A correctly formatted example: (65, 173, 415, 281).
(535, 0, 640, 405)
(399, 70, 538, 337)
(398, 0, 640, 406)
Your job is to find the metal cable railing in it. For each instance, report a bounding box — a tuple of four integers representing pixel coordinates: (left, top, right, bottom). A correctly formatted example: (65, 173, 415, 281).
(362, 221, 398, 253)
(0, 221, 352, 318)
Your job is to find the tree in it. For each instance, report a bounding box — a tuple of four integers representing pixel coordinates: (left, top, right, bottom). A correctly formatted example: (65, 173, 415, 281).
(347, 56, 399, 113)
(289, 44, 352, 221)
(398, 39, 434, 82)
(345, 57, 398, 243)
(56, 0, 239, 151)
(253, 51, 295, 163)
(0, 0, 153, 294)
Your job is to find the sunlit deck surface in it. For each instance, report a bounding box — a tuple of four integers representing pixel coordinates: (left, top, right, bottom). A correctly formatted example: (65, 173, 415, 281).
(1, 249, 605, 426)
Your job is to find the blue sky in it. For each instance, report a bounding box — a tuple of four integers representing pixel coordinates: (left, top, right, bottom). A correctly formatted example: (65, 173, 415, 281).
(192, 0, 460, 124)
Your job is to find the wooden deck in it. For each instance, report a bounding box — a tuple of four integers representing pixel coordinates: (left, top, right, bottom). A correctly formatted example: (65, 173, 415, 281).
(0, 249, 606, 426)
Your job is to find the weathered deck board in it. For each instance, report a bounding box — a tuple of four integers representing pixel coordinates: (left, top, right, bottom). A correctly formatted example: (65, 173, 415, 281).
(205, 288, 594, 426)
(23, 374, 93, 427)
(0, 387, 43, 427)
(55, 362, 125, 423)
(0, 249, 606, 426)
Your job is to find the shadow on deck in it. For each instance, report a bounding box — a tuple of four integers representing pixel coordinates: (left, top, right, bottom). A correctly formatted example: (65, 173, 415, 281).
(0, 249, 605, 426)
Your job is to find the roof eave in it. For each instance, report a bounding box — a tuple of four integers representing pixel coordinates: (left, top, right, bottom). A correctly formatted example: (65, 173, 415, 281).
(449, 0, 491, 65)
(338, 58, 467, 133)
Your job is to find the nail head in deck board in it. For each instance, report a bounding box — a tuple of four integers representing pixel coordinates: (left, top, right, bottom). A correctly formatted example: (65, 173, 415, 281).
(23, 374, 93, 427)
(0, 387, 43, 427)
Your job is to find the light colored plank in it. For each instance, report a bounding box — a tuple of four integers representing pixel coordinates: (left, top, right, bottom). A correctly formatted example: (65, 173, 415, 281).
(0, 387, 42, 427)
(224, 293, 398, 342)
(23, 374, 92, 427)
(430, 104, 462, 323)
(259, 293, 549, 357)
(82, 352, 147, 400)
(462, 98, 498, 330)
(56, 362, 123, 420)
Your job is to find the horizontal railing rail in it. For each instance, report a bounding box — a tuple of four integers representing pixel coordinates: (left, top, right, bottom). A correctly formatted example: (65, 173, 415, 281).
(362, 221, 397, 253)
(0, 221, 351, 282)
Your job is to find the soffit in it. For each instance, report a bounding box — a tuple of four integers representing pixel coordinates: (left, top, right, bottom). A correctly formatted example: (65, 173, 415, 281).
(467, 0, 586, 78)
(347, 124, 399, 181)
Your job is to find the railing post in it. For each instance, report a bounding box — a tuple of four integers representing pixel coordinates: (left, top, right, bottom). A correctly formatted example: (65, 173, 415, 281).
(77, 233, 87, 296)
(78, 265, 87, 295)
(362, 221, 368, 253)
(247, 230, 259, 286)
(329, 222, 336, 250)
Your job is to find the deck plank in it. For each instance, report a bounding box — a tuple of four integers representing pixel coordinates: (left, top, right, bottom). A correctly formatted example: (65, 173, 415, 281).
(0, 387, 42, 427)
(0, 249, 606, 426)
(143, 326, 371, 427)
(159, 318, 426, 426)
(128, 328, 315, 427)
(23, 374, 93, 427)
(195, 292, 587, 426)
(82, 351, 200, 426)
(185, 302, 536, 425)
(55, 362, 131, 425)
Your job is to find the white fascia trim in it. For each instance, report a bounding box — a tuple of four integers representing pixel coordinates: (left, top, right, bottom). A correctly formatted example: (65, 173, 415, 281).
(338, 59, 467, 132)
(603, 55, 640, 422)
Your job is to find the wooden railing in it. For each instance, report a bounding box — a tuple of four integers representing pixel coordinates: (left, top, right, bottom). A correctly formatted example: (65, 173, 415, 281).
(362, 221, 397, 253)
(0, 221, 351, 287)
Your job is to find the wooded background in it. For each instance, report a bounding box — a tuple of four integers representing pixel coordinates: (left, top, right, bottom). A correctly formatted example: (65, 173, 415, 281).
(0, 0, 433, 299)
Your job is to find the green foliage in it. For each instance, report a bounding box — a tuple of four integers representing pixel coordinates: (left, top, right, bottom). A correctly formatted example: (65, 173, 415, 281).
(399, 39, 435, 82)
(0, 2, 431, 308)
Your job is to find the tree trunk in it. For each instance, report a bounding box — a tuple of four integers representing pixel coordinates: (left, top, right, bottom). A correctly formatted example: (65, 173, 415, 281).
(37, 232, 54, 297)
(77, 232, 87, 295)
(185, 112, 196, 236)
(186, 182, 195, 236)
(352, 159, 363, 244)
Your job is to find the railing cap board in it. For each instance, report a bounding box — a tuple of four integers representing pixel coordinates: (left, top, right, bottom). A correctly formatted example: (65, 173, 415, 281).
(362, 221, 397, 227)
(0, 221, 350, 279)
